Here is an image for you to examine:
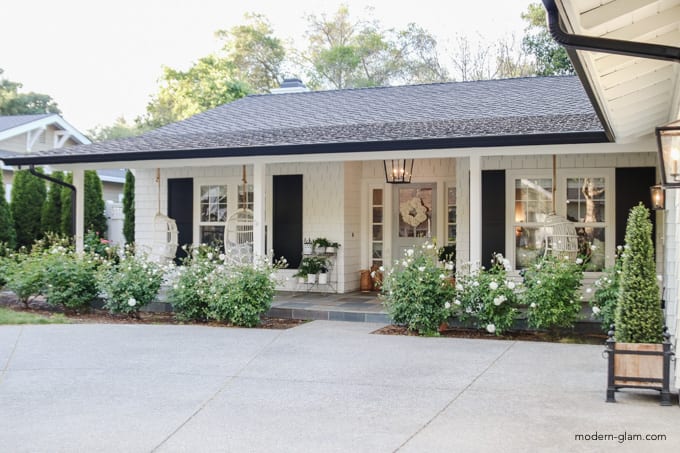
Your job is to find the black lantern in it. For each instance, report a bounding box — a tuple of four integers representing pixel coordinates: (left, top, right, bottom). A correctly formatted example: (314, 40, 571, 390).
(384, 159, 414, 184)
(655, 121, 680, 188)
(650, 184, 665, 210)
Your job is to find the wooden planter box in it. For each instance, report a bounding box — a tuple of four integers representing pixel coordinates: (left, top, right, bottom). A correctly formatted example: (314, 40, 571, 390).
(605, 333, 673, 406)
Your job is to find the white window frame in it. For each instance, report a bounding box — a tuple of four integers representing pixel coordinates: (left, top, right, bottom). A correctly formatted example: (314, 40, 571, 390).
(193, 177, 246, 246)
(505, 168, 615, 273)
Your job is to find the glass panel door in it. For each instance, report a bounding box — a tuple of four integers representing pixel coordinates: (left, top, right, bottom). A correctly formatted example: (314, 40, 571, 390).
(393, 183, 436, 257)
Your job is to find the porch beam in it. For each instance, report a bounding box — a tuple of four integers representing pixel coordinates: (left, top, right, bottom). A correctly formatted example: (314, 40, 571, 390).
(72, 169, 85, 253)
(252, 161, 266, 258)
(469, 155, 482, 265)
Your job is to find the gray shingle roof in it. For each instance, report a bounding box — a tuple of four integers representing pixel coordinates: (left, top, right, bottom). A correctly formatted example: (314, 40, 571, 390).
(0, 114, 55, 133)
(1, 76, 605, 166)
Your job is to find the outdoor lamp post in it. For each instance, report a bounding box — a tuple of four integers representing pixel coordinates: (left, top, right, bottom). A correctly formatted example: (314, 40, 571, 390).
(655, 121, 680, 188)
(384, 159, 414, 184)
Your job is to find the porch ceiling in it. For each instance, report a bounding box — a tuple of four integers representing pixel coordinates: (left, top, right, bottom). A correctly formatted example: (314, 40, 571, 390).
(558, 0, 680, 142)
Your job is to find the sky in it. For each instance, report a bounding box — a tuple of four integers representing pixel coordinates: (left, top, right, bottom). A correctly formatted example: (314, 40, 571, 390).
(1, 0, 533, 133)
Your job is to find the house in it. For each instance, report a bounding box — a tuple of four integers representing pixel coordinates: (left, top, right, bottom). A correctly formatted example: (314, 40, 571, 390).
(0, 113, 125, 241)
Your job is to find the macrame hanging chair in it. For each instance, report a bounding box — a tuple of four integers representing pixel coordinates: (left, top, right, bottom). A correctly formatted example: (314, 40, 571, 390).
(151, 169, 178, 263)
(224, 166, 254, 264)
(543, 155, 579, 261)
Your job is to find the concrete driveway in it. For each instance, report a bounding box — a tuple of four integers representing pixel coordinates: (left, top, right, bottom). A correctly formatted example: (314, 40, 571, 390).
(0, 321, 677, 452)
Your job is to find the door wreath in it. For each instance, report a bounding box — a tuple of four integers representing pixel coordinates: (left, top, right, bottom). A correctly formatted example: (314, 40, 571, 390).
(400, 197, 428, 227)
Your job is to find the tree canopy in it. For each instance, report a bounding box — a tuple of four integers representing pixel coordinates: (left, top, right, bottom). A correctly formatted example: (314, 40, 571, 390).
(0, 68, 61, 115)
(521, 2, 574, 76)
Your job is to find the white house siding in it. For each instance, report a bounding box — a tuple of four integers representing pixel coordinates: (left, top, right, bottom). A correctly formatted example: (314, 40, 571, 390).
(0, 125, 80, 153)
(665, 190, 680, 389)
(342, 161, 362, 292)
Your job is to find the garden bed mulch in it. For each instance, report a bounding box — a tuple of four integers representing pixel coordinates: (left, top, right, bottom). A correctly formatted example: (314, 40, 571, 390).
(0, 294, 306, 330)
(373, 324, 608, 345)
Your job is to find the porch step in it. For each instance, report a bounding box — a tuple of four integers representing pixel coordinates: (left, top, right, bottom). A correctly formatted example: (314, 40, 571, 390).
(267, 291, 389, 323)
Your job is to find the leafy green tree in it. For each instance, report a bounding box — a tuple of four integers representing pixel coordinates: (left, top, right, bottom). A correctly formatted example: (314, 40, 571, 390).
(301, 5, 448, 89)
(61, 171, 106, 236)
(216, 13, 287, 93)
(614, 204, 664, 343)
(10, 169, 47, 248)
(88, 117, 148, 142)
(139, 55, 250, 128)
(122, 170, 135, 244)
(0, 182, 16, 248)
(0, 68, 61, 114)
(521, 2, 574, 76)
(41, 171, 65, 235)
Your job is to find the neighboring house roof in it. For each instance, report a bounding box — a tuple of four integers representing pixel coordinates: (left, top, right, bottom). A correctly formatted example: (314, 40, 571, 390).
(96, 168, 126, 183)
(1, 76, 606, 166)
(0, 113, 91, 145)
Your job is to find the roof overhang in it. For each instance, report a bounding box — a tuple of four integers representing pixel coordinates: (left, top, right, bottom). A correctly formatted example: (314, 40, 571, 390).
(0, 114, 91, 145)
(545, 0, 680, 142)
(0, 131, 608, 167)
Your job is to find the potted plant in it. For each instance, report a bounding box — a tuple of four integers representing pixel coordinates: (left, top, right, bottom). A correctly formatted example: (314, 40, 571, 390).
(319, 264, 329, 285)
(303, 238, 313, 255)
(298, 256, 326, 284)
(313, 237, 330, 254)
(326, 241, 341, 254)
(605, 204, 673, 405)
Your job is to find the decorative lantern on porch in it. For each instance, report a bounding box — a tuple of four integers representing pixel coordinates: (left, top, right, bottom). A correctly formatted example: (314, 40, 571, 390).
(655, 120, 680, 188)
(151, 213, 179, 263)
(384, 159, 414, 184)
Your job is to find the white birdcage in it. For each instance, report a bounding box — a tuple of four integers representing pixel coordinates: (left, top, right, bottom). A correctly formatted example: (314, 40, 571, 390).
(151, 213, 178, 263)
(543, 213, 579, 261)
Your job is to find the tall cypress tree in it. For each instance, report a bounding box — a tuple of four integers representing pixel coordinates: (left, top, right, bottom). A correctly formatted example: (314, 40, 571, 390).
(41, 170, 65, 235)
(0, 182, 16, 248)
(10, 169, 46, 248)
(84, 170, 107, 235)
(60, 172, 74, 235)
(122, 170, 135, 244)
(614, 204, 664, 343)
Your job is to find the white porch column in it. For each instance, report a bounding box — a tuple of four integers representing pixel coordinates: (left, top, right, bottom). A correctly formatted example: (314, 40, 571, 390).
(469, 154, 482, 265)
(72, 169, 85, 253)
(252, 162, 266, 258)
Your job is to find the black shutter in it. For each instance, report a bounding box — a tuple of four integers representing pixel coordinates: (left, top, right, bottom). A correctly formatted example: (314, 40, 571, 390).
(615, 167, 656, 249)
(273, 175, 303, 268)
(482, 170, 506, 267)
(167, 178, 193, 262)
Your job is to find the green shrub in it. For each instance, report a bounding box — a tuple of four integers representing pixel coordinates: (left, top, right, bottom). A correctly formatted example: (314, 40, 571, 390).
(589, 245, 623, 331)
(0, 183, 16, 248)
(381, 243, 455, 336)
(43, 250, 98, 312)
(97, 249, 163, 317)
(522, 254, 584, 330)
(454, 253, 519, 335)
(614, 204, 664, 343)
(207, 262, 277, 327)
(11, 169, 47, 248)
(168, 245, 220, 321)
(41, 170, 65, 235)
(4, 252, 46, 307)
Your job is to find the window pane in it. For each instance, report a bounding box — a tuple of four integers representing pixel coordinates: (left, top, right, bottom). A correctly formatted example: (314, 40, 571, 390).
(515, 226, 548, 269)
(448, 225, 456, 243)
(577, 226, 605, 271)
(372, 207, 383, 223)
(448, 206, 456, 223)
(566, 177, 605, 222)
(372, 242, 383, 259)
(200, 225, 224, 247)
(514, 178, 552, 223)
(448, 187, 456, 203)
(372, 225, 383, 241)
(398, 187, 432, 238)
(372, 189, 383, 205)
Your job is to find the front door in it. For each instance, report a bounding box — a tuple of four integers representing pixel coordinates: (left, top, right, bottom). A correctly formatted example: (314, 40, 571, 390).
(393, 183, 436, 257)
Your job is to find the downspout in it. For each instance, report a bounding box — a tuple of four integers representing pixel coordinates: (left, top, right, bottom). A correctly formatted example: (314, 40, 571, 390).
(542, 0, 680, 62)
(28, 165, 76, 236)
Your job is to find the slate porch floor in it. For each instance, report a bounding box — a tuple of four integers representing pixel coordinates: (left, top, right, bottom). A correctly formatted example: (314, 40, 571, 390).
(267, 290, 389, 323)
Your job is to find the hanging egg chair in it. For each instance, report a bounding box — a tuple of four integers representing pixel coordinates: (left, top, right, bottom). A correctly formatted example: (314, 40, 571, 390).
(150, 169, 178, 263)
(223, 165, 254, 264)
(542, 155, 579, 262)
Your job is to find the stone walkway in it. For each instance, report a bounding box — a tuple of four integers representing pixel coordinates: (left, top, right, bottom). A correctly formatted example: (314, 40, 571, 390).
(268, 290, 388, 323)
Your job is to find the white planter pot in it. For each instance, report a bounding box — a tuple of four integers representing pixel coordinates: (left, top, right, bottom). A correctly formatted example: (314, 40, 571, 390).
(307, 274, 316, 284)
(318, 273, 328, 285)
(325, 246, 335, 254)
(303, 244, 313, 255)
(314, 246, 326, 254)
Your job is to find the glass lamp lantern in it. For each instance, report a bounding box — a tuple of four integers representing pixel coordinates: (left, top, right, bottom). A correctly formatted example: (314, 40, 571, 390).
(655, 121, 680, 188)
(384, 159, 414, 184)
